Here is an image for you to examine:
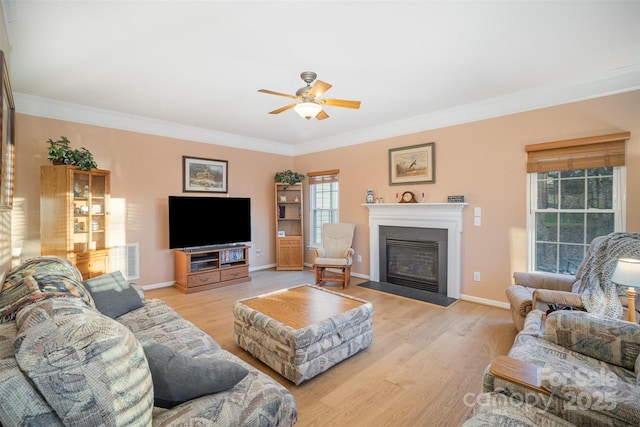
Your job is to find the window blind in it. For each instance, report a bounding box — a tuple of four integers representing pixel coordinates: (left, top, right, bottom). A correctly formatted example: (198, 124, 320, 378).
(308, 169, 339, 184)
(525, 132, 629, 173)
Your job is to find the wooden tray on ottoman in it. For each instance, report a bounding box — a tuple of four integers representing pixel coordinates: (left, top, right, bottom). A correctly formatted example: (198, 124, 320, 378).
(233, 284, 374, 385)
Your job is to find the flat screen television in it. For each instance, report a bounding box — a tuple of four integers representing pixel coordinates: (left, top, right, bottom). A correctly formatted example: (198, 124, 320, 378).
(168, 196, 251, 249)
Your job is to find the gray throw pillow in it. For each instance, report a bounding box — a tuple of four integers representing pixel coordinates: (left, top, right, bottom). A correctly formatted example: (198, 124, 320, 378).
(84, 271, 144, 319)
(142, 342, 249, 409)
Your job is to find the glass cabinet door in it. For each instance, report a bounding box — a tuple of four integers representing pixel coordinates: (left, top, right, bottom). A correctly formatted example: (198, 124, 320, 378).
(90, 173, 107, 251)
(72, 172, 90, 253)
(72, 171, 107, 254)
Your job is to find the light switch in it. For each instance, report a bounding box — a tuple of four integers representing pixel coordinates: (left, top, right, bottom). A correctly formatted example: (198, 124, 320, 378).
(474, 207, 482, 217)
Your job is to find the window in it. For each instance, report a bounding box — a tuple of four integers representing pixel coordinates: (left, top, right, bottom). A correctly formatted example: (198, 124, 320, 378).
(309, 170, 339, 246)
(526, 133, 628, 275)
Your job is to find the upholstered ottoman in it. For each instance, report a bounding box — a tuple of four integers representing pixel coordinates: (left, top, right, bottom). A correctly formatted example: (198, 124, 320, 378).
(233, 284, 373, 385)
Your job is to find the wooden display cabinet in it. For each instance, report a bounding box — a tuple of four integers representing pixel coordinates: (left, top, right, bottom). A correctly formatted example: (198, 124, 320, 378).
(275, 182, 304, 270)
(174, 245, 251, 293)
(40, 165, 110, 279)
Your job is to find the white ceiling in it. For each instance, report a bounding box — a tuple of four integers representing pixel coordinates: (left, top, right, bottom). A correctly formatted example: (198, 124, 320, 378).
(4, 1, 640, 155)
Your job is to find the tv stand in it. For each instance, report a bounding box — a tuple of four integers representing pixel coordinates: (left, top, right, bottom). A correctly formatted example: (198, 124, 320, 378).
(174, 245, 251, 293)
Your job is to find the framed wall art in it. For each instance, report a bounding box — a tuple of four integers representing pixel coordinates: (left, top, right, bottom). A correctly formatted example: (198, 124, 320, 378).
(183, 156, 228, 193)
(0, 50, 15, 209)
(389, 142, 435, 185)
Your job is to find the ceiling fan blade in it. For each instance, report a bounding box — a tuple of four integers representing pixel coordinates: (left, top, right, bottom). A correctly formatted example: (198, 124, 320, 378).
(258, 89, 296, 99)
(309, 80, 332, 98)
(322, 98, 361, 109)
(316, 109, 329, 120)
(269, 103, 296, 114)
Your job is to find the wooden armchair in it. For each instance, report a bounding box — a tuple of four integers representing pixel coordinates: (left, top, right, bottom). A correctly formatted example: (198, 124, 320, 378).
(313, 223, 355, 289)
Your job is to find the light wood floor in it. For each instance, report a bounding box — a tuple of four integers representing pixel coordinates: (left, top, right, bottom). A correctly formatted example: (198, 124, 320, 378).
(146, 268, 517, 427)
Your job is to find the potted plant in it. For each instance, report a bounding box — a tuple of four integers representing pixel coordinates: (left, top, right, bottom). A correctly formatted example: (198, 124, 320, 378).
(46, 136, 98, 170)
(274, 170, 305, 186)
(46, 136, 73, 165)
(71, 147, 97, 171)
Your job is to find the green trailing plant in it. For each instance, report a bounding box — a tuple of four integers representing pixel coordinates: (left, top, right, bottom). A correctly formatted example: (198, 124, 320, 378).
(46, 136, 73, 165)
(274, 169, 305, 185)
(71, 147, 98, 171)
(46, 136, 98, 170)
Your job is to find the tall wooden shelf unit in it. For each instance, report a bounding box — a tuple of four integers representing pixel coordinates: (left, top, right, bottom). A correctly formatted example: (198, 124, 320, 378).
(174, 245, 250, 293)
(40, 165, 110, 280)
(275, 182, 304, 270)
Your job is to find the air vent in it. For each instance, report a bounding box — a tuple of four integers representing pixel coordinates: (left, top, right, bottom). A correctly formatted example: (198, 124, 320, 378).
(110, 243, 139, 280)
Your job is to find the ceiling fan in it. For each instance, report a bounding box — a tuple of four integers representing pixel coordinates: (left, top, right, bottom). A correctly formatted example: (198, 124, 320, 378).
(258, 71, 361, 120)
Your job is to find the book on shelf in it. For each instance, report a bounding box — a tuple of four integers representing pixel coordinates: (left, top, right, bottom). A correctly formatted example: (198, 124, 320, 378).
(221, 248, 244, 263)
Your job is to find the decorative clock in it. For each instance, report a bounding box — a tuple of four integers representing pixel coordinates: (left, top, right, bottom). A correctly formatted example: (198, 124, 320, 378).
(400, 191, 417, 203)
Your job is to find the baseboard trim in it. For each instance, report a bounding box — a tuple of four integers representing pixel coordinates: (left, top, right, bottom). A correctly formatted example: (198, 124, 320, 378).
(250, 264, 277, 272)
(142, 281, 174, 291)
(460, 294, 510, 310)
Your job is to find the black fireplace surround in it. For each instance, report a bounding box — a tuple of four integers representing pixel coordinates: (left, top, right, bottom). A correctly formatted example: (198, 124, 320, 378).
(379, 226, 448, 296)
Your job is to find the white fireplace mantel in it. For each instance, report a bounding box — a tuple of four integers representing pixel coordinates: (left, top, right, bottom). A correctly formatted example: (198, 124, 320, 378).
(364, 203, 467, 299)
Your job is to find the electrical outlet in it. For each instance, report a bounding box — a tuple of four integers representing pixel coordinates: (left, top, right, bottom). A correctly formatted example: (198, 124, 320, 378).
(474, 272, 481, 281)
(357, 255, 362, 263)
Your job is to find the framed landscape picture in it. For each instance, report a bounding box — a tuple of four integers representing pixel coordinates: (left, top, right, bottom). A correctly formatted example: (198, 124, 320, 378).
(389, 142, 435, 185)
(183, 156, 228, 193)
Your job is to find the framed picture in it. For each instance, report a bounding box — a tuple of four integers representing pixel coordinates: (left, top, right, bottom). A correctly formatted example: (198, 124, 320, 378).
(0, 50, 15, 209)
(183, 156, 228, 193)
(389, 142, 435, 185)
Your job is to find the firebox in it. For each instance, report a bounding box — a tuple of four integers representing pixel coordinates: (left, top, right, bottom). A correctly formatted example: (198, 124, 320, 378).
(379, 226, 448, 295)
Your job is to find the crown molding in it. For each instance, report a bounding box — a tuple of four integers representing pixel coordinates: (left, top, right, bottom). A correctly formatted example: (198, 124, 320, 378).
(13, 93, 295, 156)
(294, 64, 640, 155)
(14, 64, 639, 157)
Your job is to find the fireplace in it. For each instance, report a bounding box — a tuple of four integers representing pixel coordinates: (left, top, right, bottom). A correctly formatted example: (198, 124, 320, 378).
(379, 226, 447, 295)
(365, 203, 466, 299)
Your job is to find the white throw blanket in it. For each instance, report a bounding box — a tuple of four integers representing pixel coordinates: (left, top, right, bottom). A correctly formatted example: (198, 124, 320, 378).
(577, 232, 640, 319)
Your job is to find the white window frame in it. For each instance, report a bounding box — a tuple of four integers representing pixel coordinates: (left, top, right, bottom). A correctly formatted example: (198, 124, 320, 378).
(309, 179, 339, 248)
(526, 166, 626, 273)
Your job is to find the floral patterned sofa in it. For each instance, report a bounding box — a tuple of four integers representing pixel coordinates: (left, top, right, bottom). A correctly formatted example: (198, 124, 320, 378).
(467, 309, 640, 426)
(0, 256, 297, 426)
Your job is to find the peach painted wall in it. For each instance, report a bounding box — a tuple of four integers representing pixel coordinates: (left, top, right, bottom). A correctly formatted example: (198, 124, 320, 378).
(14, 115, 294, 285)
(10, 90, 639, 305)
(294, 91, 640, 303)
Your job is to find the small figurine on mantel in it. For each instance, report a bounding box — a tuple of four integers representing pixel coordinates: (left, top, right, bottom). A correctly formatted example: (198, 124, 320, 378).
(366, 189, 374, 204)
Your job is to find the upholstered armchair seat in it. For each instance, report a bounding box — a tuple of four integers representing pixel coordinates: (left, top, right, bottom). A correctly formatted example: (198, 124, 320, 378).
(314, 256, 352, 266)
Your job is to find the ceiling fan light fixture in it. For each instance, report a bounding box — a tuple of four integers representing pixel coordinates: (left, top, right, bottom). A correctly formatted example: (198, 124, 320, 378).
(294, 102, 322, 120)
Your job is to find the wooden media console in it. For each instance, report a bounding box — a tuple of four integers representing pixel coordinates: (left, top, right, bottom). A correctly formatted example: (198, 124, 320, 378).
(174, 245, 251, 293)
